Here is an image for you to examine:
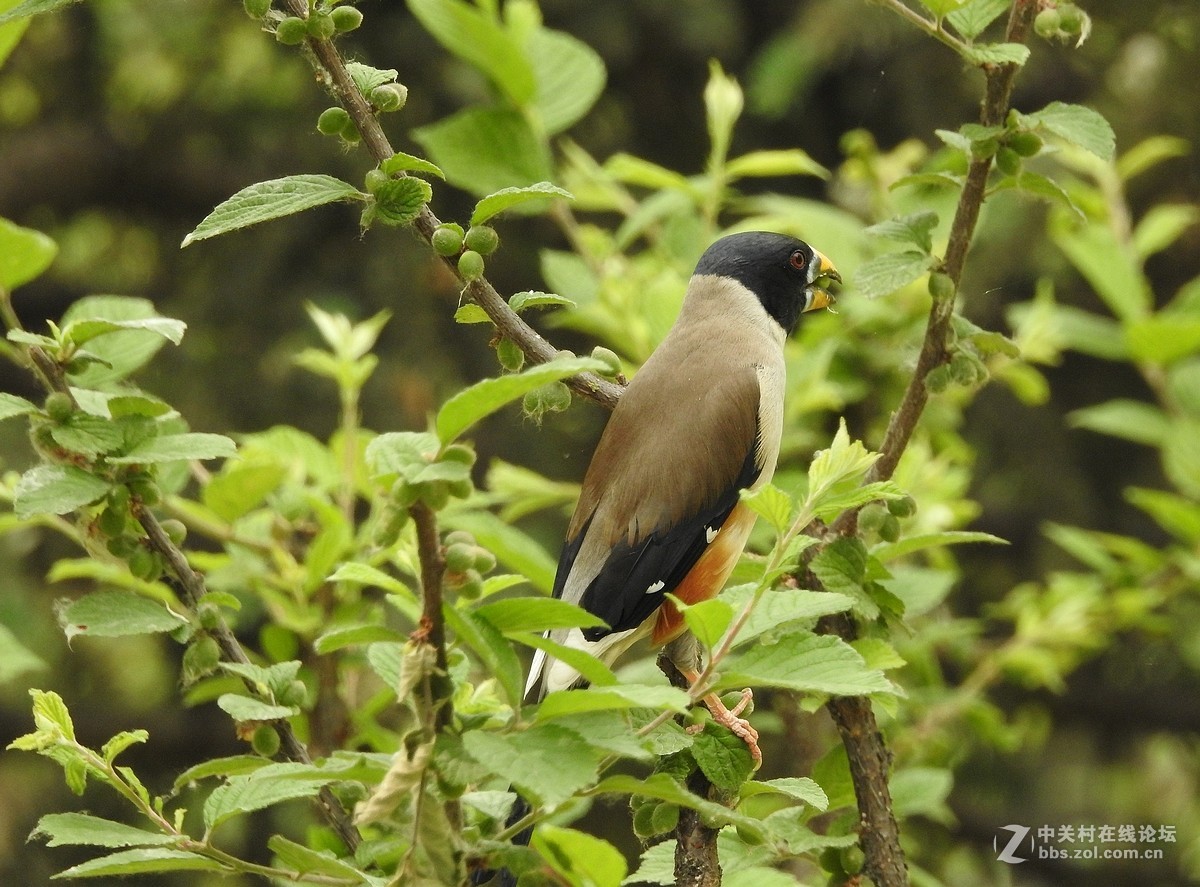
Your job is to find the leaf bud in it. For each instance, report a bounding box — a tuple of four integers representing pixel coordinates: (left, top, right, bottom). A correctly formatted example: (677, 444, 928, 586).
(590, 346, 621, 377)
(370, 83, 407, 112)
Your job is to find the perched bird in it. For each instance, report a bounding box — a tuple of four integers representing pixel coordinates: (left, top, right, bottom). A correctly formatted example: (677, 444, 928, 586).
(524, 231, 841, 755)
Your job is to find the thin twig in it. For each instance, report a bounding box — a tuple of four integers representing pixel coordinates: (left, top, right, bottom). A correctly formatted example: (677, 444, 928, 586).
(277, 0, 622, 409)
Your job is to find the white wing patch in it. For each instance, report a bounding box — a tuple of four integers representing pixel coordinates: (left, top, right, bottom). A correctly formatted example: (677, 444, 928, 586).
(705, 525, 719, 543)
(645, 580, 666, 595)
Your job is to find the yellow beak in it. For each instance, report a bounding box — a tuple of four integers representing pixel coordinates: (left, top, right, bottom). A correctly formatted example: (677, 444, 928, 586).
(805, 249, 842, 313)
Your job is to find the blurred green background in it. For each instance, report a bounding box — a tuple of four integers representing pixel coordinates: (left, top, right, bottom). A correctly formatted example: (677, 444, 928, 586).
(0, 1, 1198, 885)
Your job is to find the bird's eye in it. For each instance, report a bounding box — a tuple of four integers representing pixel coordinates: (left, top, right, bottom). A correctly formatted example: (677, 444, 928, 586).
(789, 250, 807, 271)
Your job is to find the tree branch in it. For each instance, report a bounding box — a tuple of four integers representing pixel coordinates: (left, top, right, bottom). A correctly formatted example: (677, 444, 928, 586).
(276, 0, 622, 410)
(407, 500, 455, 734)
(816, 4, 1041, 886)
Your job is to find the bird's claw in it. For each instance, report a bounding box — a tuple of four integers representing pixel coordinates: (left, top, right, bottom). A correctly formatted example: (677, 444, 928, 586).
(704, 688, 762, 770)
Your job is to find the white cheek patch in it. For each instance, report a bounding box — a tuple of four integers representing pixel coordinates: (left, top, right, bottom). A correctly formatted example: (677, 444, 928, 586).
(646, 580, 666, 595)
(705, 525, 719, 544)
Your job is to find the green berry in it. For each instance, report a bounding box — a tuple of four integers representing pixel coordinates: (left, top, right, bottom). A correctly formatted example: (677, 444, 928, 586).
(370, 83, 407, 112)
(878, 514, 901, 543)
(252, 724, 281, 757)
(275, 16, 308, 44)
(45, 391, 73, 422)
(198, 604, 223, 631)
(243, 0, 270, 17)
(456, 569, 484, 600)
(390, 479, 420, 508)
(445, 543, 477, 573)
(432, 224, 464, 257)
(464, 225, 500, 256)
(458, 249, 485, 282)
(995, 146, 1022, 177)
(445, 530, 475, 547)
(1034, 7, 1062, 38)
(448, 478, 473, 500)
(97, 505, 127, 539)
(128, 546, 161, 581)
(839, 845, 866, 875)
(472, 547, 497, 574)
(339, 113, 361, 144)
(419, 481, 450, 510)
(590, 346, 621, 378)
(106, 535, 137, 558)
(317, 106, 350, 136)
(129, 477, 161, 506)
(182, 635, 221, 683)
(857, 502, 889, 536)
(441, 443, 476, 467)
(1008, 131, 1043, 157)
(1058, 3, 1084, 33)
(649, 802, 680, 835)
(306, 11, 336, 40)
(632, 801, 658, 838)
(279, 679, 308, 707)
(160, 518, 188, 546)
(887, 495, 917, 518)
(364, 169, 389, 194)
(330, 5, 363, 32)
(373, 505, 408, 548)
(496, 337, 525, 372)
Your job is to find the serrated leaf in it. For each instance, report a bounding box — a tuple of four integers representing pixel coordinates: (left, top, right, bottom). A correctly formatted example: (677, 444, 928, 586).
(672, 595, 733, 650)
(739, 483, 792, 534)
(946, 0, 1009, 39)
(172, 756, 268, 792)
(108, 432, 235, 464)
(216, 694, 299, 723)
(1010, 170, 1084, 220)
(435, 355, 605, 444)
(453, 303, 491, 324)
(380, 151, 445, 179)
(865, 211, 938, 254)
(509, 290, 576, 312)
(182, 175, 362, 247)
(509, 631, 618, 688)
(52, 848, 229, 878)
(692, 722, 754, 792)
(58, 592, 188, 641)
(533, 825, 627, 887)
(474, 596, 606, 635)
(204, 774, 332, 830)
(370, 177, 433, 227)
(716, 631, 893, 696)
(961, 41, 1029, 66)
(872, 530, 1008, 561)
(407, 0, 535, 105)
(471, 182, 574, 226)
(13, 465, 110, 519)
(63, 316, 186, 348)
(444, 607, 524, 706)
(743, 777, 829, 810)
(0, 391, 38, 421)
(0, 216, 57, 288)
(202, 461, 286, 522)
(346, 61, 398, 94)
(60, 296, 176, 386)
(853, 250, 930, 299)
(1024, 101, 1116, 161)
(725, 149, 828, 181)
(101, 729, 148, 764)
(414, 108, 551, 198)
(267, 835, 367, 881)
(463, 724, 602, 808)
(32, 813, 176, 849)
(720, 585, 855, 647)
(527, 28, 606, 135)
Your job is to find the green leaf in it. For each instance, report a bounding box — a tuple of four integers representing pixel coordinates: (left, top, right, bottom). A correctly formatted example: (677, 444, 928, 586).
(1024, 101, 1116, 161)
(14, 465, 110, 519)
(407, 0, 535, 105)
(108, 432, 235, 464)
(369, 177, 432, 227)
(527, 28, 606, 135)
(1126, 487, 1200, 544)
(0, 622, 46, 682)
(739, 483, 793, 534)
(453, 303, 491, 324)
(532, 825, 627, 887)
(891, 766, 954, 822)
(202, 461, 286, 521)
(346, 62, 398, 94)
(52, 848, 229, 878)
(917, 0, 965, 16)
(63, 316, 185, 348)
(471, 182, 574, 226)
(101, 729, 148, 764)
(216, 694, 299, 723)
(1117, 135, 1190, 182)
(865, 211, 938, 254)
(0, 0, 82, 24)
(204, 774, 332, 830)
(853, 250, 930, 299)
(59, 296, 177, 387)
(509, 290, 576, 313)
(444, 608, 525, 707)
(743, 776, 829, 810)
(380, 151, 445, 179)
(1069, 398, 1170, 446)
(725, 149, 828, 181)
(672, 595, 733, 650)
(946, 0, 1010, 39)
(589, 773, 767, 839)
(0, 391, 38, 421)
(716, 631, 893, 696)
(602, 153, 691, 191)
(442, 510, 557, 593)
(182, 175, 362, 247)
(414, 106, 553, 198)
(1010, 170, 1084, 219)
(474, 596, 606, 635)
(267, 836, 367, 882)
(872, 530, 1008, 561)
(692, 722, 754, 792)
(536, 684, 691, 721)
(1051, 218, 1150, 321)
(463, 724, 602, 808)
(0, 216, 57, 288)
(313, 623, 405, 654)
(435, 355, 604, 444)
(1126, 315, 1200, 364)
(1133, 204, 1197, 261)
(58, 592, 188, 641)
(508, 631, 618, 688)
(960, 41, 1030, 66)
(720, 585, 855, 647)
(32, 813, 177, 849)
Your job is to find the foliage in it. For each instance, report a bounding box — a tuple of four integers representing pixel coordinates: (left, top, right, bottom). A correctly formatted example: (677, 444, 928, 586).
(0, 1, 1197, 886)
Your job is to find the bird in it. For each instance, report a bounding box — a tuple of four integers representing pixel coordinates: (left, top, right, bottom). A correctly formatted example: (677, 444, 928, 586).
(524, 230, 841, 757)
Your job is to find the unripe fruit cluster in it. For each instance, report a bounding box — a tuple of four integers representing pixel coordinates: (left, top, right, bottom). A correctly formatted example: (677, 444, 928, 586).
(431, 223, 500, 282)
(275, 6, 362, 43)
(1034, 3, 1088, 42)
(443, 530, 496, 600)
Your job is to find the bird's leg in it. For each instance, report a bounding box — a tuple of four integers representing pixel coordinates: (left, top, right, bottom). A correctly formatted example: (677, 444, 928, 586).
(682, 670, 762, 770)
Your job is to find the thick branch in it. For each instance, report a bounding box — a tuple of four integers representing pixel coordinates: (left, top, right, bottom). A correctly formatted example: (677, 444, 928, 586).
(408, 500, 455, 733)
(277, 0, 622, 410)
